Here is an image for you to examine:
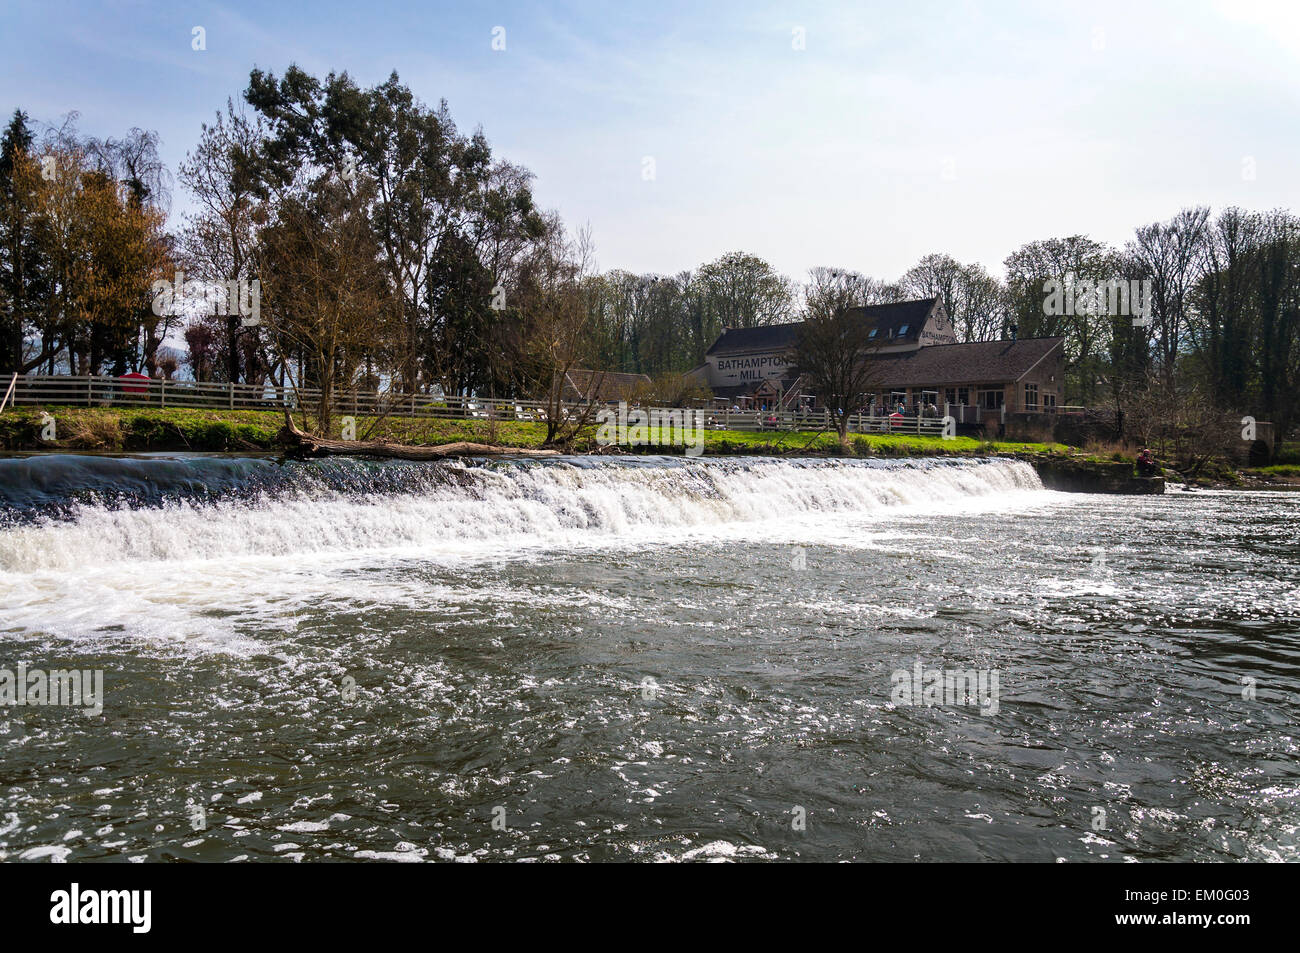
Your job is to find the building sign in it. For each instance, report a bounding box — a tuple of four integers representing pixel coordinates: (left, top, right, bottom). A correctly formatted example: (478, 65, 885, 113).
(710, 354, 791, 384)
(706, 303, 956, 389)
(919, 309, 957, 346)
(919, 327, 957, 345)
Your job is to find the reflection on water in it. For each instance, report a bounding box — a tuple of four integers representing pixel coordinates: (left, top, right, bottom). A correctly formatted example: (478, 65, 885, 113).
(0, 454, 1296, 861)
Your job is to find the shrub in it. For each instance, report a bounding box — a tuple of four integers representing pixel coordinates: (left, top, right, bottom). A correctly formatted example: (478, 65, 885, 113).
(63, 409, 123, 449)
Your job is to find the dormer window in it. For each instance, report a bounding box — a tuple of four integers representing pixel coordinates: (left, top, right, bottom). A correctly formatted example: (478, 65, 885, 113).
(898, 324, 910, 336)
(868, 329, 879, 338)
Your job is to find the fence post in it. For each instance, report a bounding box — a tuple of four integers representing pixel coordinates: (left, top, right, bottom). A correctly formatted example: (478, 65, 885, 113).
(160, 379, 166, 409)
(229, 381, 234, 410)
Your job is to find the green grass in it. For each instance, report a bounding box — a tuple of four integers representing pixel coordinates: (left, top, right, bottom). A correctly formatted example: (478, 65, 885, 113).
(0, 406, 554, 452)
(0, 404, 1073, 459)
(1247, 464, 1300, 477)
(696, 428, 1069, 457)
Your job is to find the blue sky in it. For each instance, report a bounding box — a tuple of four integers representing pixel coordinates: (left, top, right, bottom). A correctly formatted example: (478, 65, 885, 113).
(2, 0, 1297, 282)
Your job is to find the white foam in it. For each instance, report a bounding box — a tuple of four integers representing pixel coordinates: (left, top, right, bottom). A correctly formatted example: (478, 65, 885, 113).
(0, 457, 1058, 652)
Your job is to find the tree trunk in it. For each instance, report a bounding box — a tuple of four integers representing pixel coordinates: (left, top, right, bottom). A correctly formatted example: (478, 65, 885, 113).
(277, 414, 560, 460)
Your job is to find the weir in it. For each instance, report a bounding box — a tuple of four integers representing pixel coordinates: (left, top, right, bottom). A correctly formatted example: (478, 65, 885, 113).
(0, 455, 1045, 571)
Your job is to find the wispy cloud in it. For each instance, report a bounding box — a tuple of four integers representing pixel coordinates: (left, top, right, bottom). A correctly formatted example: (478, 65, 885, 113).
(1, 0, 1294, 280)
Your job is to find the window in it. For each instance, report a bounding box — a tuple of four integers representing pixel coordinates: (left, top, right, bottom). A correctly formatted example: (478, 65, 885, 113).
(1044, 393, 1057, 411)
(979, 388, 1004, 410)
(957, 387, 969, 405)
(868, 329, 879, 338)
(1024, 382, 1039, 411)
(898, 325, 910, 336)
(944, 388, 956, 406)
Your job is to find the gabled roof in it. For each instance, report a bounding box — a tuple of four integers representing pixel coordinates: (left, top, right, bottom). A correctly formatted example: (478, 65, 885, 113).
(868, 337, 1064, 389)
(704, 321, 801, 357)
(562, 369, 652, 401)
(705, 298, 938, 356)
(843, 298, 938, 341)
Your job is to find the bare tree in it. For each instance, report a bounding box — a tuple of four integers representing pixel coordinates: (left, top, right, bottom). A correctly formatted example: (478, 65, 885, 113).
(1192, 207, 1259, 407)
(516, 218, 605, 447)
(178, 100, 266, 384)
(901, 253, 1006, 342)
(695, 251, 794, 329)
(1124, 371, 1240, 479)
(86, 127, 172, 213)
(793, 268, 886, 446)
(1125, 206, 1210, 390)
(1004, 235, 1120, 403)
(259, 175, 392, 435)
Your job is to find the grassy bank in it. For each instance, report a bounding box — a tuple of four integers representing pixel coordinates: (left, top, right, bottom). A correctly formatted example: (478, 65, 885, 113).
(0, 404, 1073, 459)
(4, 406, 1292, 495)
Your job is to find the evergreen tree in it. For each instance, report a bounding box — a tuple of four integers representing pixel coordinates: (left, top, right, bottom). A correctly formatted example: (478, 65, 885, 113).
(0, 109, 44, 374)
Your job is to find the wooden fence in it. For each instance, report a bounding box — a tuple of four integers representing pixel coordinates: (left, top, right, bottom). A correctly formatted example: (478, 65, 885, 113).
(1, 374, 950, 436)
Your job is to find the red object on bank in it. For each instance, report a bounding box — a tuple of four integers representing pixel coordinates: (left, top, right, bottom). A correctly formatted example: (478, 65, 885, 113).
(120, 373, 150, 394)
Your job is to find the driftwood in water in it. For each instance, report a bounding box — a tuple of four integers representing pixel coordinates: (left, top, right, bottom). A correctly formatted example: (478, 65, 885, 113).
(277, 417, 560, 460)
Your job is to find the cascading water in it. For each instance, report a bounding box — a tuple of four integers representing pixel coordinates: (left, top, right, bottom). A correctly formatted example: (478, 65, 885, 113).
(0, 454, 1044, 570)
(0, 454, 1048, 650)
(1, 452, 1297, 863)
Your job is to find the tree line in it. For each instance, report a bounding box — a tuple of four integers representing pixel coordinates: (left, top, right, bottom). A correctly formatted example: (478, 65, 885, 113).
(0, 66, 1297, 442)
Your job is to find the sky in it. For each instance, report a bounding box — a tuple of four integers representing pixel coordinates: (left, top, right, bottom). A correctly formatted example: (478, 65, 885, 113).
(1, 0, 1297, 283)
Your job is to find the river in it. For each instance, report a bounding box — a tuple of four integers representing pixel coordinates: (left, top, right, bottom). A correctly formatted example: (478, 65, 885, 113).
(0, 453, 1296, 862)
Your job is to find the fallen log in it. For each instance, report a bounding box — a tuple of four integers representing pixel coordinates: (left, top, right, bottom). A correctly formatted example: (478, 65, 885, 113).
(277, 417, 560, 460)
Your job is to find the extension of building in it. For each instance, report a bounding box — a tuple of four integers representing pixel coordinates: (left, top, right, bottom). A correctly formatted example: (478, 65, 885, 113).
(560, 369, 653, 402)
(688, 298, 1065, 417)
